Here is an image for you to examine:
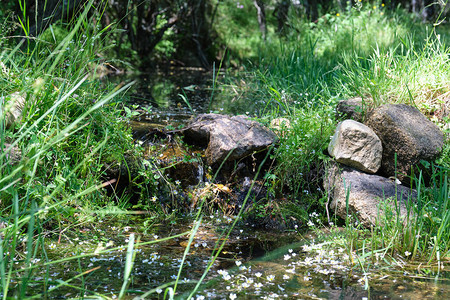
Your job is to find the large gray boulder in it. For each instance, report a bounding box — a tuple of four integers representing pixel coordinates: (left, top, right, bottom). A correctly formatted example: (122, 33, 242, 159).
(183, 114, 277, 166)
(335, 97, 367, 122)
(365, 104, 444, 183)
(328, 120, 382, 174)
(324, 162, 417, 228)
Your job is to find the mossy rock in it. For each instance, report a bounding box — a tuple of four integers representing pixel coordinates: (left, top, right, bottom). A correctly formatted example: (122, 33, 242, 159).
(38, 24, 69, 47)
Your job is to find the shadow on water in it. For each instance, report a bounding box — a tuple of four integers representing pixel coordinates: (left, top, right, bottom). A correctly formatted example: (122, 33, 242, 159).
(191, 231, 449, 299)
(109, 66, 216, 113)
(17, 216, 299, 298)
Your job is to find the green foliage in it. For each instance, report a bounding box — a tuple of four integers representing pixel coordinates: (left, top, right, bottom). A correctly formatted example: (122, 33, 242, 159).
(212, 0, 265, 62)
(153, 15, 176, 59)
(1, 1, 449, 297)
(335, 32, 450, 110)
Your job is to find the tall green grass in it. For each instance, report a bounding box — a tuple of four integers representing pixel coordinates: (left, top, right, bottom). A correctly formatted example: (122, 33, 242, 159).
(0, 0, 149, 297)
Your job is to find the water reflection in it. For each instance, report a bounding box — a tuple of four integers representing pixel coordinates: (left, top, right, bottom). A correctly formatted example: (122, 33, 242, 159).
(107, 66, 265, 128)
(108, 67, 213, 113)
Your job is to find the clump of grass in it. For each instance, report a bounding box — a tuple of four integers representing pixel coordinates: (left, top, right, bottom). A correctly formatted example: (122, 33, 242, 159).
(335, 32, 450, 117)
(336, 166, 449, 277)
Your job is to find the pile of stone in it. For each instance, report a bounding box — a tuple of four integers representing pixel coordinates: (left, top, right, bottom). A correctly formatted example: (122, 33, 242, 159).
(326, 98, 444, 227)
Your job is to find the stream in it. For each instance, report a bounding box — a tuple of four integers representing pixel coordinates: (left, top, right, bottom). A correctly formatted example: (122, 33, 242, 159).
(18, 69, 449, 299)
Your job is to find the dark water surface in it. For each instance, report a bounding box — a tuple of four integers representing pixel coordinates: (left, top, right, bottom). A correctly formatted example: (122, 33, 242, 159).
(108, 66, 264, 130)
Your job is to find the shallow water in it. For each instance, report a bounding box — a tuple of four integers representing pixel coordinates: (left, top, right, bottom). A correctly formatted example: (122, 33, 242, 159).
(9, 215, 448, 299)
(108, 66, 266, 132)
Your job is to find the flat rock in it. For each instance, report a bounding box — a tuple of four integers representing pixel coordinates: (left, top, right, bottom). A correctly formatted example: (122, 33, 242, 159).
(324, 162, 417, 228)
(183, 114, 277, 166)
(328, 120, 382, 174)
(365, 104, 444, 182)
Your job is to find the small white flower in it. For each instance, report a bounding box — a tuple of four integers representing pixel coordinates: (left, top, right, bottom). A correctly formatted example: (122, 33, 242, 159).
(255, 272, 262, 277)
(156, 288, 162, 294)
(230, 293, 237, 300)
(404, 251, 411, 257)
(267, 275, 275, 281)
(286, 268, 296, 274)
(235, 261, 242, 267)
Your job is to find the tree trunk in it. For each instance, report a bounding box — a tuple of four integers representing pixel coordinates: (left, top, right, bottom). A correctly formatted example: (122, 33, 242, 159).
(253, 0, 267, 40)
(274, 0, 290, 35)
